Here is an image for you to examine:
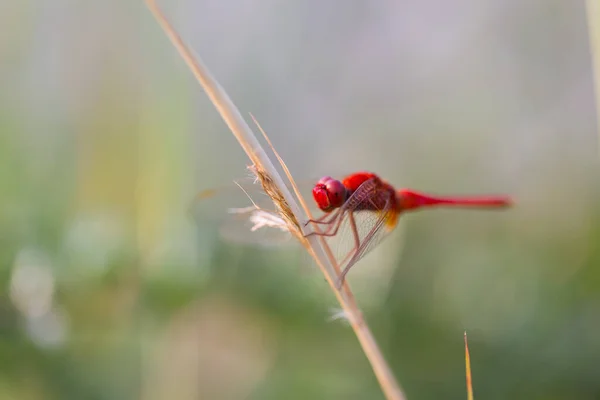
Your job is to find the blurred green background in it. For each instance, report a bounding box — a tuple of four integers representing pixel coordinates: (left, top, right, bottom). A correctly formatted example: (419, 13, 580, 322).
(1, 1, 599, 399)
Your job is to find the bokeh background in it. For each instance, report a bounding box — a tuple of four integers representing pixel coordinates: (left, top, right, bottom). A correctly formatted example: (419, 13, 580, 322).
(1, 1, 599, 399)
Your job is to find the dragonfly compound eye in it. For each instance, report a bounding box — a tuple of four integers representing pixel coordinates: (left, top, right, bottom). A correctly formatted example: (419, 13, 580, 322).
(313, 177, 346, 212)
(324, 179, 346, 208)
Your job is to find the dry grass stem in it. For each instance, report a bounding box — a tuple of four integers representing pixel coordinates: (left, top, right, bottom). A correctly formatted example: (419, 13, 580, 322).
(248, 113, 345, 279)
(464, 331, 474, 400)
(586, 0, 600, 156)
(145, 1, 406, 399)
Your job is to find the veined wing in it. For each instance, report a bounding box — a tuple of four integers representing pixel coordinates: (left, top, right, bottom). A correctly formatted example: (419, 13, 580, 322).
(190, 176, 318, 247)
(310, 178, 400, 284)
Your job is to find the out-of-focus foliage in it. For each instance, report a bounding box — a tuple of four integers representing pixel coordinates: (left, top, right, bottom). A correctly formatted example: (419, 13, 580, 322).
(1, 1, 598, 399)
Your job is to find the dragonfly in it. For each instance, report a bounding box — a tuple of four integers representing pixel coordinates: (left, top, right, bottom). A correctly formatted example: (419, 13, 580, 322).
(303, 172, 511, 287)
(192, 171, 511, 287)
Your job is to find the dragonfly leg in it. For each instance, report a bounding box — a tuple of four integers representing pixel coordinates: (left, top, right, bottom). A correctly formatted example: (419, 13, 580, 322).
(303, 209, 341, 228)
(304, 209, 347, 238)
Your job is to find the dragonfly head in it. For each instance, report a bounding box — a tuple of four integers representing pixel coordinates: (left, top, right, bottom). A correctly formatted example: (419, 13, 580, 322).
(312, 176, 348, 212)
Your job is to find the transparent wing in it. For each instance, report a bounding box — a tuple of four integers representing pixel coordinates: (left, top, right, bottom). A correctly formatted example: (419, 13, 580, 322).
(310, 179, 399, 282)
(190, 176, 318, 247)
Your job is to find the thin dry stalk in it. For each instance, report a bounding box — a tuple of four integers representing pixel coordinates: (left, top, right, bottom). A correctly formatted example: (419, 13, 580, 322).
(464, 331, 474, 400)
(144, 1, 406, 399)
(586, 0, 600, 156)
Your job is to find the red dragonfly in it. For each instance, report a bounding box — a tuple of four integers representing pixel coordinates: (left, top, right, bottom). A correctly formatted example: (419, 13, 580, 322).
(193, 171, 511, 287)
(304, 172, 511, 287)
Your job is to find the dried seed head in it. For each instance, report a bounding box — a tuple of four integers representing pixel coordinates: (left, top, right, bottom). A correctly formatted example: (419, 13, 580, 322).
(249, 165, 302, 239)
